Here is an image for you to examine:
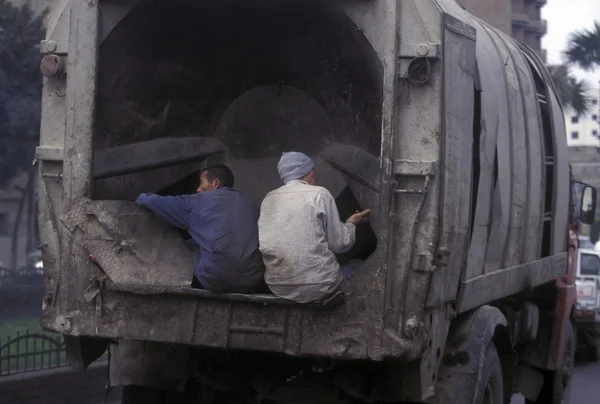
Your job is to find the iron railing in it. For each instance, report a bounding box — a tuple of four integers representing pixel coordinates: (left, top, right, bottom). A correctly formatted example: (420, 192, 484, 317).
(0, 266, 108, 376)
(0, 330, 108, 376)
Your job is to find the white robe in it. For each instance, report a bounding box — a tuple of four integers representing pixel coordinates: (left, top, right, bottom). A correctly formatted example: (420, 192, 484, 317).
(258, 180, 356, 303)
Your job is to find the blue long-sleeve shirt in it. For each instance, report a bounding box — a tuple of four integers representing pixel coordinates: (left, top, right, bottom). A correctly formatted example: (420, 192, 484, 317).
(135, 188, 265, 293)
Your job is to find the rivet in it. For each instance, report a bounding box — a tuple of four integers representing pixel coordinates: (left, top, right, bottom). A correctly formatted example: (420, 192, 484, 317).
(417, 44, 430, 57)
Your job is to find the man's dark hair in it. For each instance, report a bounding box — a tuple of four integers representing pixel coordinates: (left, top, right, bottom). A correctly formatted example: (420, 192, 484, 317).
(203, 164, 234, 188)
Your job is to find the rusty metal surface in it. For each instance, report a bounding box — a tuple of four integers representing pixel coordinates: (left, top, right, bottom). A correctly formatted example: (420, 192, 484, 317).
(435, 1, 567, 279)
(457, 253, 568, 313)
(487, 28, 529, 270)
(425, 14, 475, 308)
(54, 0, 100, 318)
(511, 51, 545, 264)
(60, 198, 193, 287)
(481, 26, 515, 274)
(40, 257, 386, 360)
(461, 18, 505, 280)
(386, 0, 443, 347)
(106, 284, 345, 309)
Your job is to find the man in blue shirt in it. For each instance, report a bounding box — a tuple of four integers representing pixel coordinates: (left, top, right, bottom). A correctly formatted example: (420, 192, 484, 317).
(135, 165, 265, 293)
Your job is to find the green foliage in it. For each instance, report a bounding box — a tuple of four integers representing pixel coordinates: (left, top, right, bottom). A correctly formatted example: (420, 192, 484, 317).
(0, 317, 67, 374)
(0, 1, 45, 187)
(549, 65, 593, 116)
(0, 316, 43, 341)
(566, 21, 600, 72)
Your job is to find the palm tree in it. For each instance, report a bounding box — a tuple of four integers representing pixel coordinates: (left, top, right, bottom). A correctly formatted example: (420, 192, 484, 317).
(565, 21, 600, 71)
(548, 65, 593, 116)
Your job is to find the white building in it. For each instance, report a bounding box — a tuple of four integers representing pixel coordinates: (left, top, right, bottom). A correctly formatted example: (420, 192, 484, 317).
(566, 87, 600, 147)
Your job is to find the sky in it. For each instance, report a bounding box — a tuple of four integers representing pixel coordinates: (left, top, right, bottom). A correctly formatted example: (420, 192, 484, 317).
(542, 0, 600, 88)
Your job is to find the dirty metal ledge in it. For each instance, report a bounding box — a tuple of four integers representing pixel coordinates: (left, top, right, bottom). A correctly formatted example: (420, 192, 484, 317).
(104, 284, 345, 310)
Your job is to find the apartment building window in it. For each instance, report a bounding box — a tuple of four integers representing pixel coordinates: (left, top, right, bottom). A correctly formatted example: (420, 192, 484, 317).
(593, 99, 599, 105)
(571, 131, 580, 139)
(593, 114, 598, 121)
(594, 130, 599, 137)
(571, 116, 579, 124)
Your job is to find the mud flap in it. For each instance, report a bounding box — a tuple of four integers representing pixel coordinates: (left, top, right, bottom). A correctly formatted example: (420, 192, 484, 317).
(64, 335, 110, 369)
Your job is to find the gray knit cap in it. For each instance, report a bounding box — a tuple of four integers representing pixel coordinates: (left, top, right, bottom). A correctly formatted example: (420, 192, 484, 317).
(277, 152, 315, 184)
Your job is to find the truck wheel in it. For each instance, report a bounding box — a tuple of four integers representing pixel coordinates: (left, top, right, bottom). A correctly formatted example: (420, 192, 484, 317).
(527, 323, 574, 404)
(428, 341, 504, 404)
(476, 343, 504, 404)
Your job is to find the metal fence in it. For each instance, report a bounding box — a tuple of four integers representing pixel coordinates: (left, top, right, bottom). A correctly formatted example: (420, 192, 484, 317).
(0, 330, 108, 376)
(0, 266, 108, 376)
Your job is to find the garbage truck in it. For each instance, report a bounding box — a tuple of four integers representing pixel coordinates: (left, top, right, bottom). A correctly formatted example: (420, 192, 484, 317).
(36, 0, 597, 403)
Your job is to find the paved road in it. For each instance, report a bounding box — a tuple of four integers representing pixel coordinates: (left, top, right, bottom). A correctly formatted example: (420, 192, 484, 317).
(511, 361, 600, 403)
(104, 363, 600, 404)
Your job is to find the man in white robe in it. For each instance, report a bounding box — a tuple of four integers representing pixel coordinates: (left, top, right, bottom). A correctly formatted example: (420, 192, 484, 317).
(258, 152, 370, 303)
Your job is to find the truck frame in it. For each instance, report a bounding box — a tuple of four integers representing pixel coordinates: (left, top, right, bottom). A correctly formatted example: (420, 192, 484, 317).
(36, 0, 596, 403)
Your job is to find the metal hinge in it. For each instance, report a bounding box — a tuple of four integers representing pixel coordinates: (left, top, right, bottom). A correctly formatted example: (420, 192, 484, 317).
(414, 248, 450, 272)
(434, 247, 451, 268)
(40, 40, 68, 55)
(393, 159, 437, 176)
(36, 146, 64, 162)
(414, 253, 435, 272)
(398, 43, 441, 59)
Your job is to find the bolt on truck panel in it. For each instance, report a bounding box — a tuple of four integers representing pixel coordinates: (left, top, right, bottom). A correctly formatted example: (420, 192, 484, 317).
(36, 0, 581, 402)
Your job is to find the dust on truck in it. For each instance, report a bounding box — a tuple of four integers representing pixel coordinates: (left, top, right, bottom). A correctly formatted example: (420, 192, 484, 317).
(36, 0, 596, 403)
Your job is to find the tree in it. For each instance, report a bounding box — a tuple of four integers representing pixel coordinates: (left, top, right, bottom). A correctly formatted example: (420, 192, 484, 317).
(547, 21, 600, 117)
(566, 21, 600, 72)
(0, 1, 45, 269)
(0, 1, 45, 188)
(548, 65, 593, 116)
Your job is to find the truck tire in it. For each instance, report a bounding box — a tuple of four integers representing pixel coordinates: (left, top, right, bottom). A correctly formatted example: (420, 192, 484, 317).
(429, 341, 504, 404)
(526, 323, 574, 404)
(476, 343, 504, 404)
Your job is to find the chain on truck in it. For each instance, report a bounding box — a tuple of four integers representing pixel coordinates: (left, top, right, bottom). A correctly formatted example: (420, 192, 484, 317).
(36, 0, 597, 403)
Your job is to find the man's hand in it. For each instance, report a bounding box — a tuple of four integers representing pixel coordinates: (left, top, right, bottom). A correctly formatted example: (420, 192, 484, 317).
(347, 209, 371, 225)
